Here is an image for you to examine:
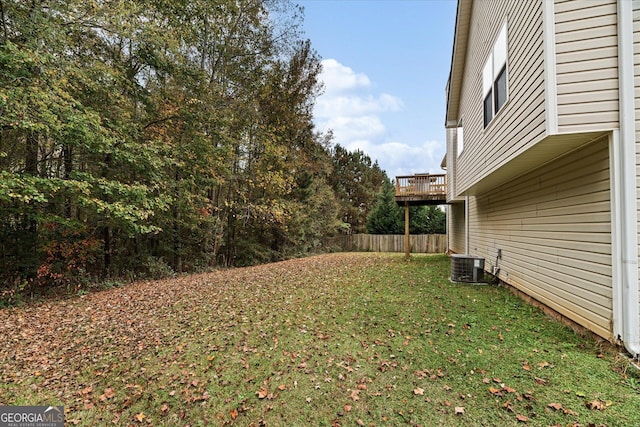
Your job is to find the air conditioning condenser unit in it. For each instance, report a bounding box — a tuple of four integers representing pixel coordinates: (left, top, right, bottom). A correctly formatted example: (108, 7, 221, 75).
(451, 254, 485, 283)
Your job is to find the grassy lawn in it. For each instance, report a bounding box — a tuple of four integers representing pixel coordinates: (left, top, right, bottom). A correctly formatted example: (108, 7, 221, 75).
(1, 253, 639, 426)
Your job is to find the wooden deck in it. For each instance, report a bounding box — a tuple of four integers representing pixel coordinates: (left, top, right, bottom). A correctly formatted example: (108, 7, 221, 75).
(394, 174, 447, 205)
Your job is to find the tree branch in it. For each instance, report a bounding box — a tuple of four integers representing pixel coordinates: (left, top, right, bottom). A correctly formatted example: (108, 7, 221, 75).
(143, 115, 181, 129)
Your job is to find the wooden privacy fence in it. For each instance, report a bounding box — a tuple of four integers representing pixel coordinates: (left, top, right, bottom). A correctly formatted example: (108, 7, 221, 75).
(343, 234, 446, 254)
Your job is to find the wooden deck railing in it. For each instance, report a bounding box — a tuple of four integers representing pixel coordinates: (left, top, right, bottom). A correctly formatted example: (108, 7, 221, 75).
(395, 174, 447, 199)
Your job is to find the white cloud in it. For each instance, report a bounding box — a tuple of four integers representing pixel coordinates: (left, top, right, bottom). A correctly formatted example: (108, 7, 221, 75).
(318, 115, 385, 145)
(319, 59, 371, 94)
(314, 59, 444, 179)
(315, 93, 403, 118)
(344, 139, 445, 180)
(314, 59, 401, 140)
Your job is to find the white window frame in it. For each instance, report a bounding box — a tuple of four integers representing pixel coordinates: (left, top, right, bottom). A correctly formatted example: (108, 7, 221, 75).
(483, 22, 508, 128)
(456, 119, 464, 157)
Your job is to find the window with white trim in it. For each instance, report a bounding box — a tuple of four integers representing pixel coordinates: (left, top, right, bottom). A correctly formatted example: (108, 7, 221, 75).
(483, 22, 508, 128)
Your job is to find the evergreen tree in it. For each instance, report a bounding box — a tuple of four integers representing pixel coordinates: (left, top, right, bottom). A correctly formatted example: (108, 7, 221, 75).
(409, 205, 446, 234)
(329, 145, 387, 233)
(366, 180, 402, 234)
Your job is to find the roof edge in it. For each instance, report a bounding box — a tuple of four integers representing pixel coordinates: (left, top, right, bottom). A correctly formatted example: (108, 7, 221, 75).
(445, 0, 472, 125)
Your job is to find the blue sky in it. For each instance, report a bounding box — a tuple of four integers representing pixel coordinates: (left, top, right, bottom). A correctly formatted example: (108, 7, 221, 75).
(297, 0, 457, 179)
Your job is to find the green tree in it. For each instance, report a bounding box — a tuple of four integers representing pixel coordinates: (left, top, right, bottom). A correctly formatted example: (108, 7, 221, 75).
(410, 205, 446, 234)
(365, 179, 402, 234)
(329, 145, 387, 234)
(0, 0, 169, 287)
(0, 0, 365, 295)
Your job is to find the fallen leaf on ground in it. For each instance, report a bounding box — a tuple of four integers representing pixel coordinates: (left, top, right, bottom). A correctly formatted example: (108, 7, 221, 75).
(586, 399, 611, 410)
(548, 402, 562, 410)
(489, 387, 503, 396)
(454, 406, 465, 415)
(563, 408, 579, 416)
(413, 387, 424, 396)
(515, 414, 528, 422)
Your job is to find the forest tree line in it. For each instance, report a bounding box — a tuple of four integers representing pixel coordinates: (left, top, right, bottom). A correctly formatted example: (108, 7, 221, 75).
(0, 0, 443, 295)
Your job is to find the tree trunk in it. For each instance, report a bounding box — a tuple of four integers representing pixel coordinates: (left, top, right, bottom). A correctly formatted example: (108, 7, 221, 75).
(172, 169, 182, 272)
(63, 144, 73, 218)
(25, 131, 38, 237)
(103, 226, 111, 275)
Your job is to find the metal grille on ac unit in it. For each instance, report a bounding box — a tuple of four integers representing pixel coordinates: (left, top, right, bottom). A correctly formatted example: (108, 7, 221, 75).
(450, 254, 485, 283)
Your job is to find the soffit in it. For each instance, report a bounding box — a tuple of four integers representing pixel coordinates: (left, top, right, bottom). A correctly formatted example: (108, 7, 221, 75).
(459, 131, 610, 196)
(445, 0, 472, 127)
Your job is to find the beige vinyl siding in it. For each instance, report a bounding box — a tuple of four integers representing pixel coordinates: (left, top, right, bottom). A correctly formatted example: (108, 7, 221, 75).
(468, 137, 612, 339)
(455, 0, 546, 193)
(448, 202, 466, 254)
(633, 0, 640, 341)
(555, 0, 619, 133)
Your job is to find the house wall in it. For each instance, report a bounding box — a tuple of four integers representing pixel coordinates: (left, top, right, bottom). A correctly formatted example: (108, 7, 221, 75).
(455, 0, 546, 194)
(555, 0, 619, 133)
(468, 136, 613, 339)
(448, 202, 466, 254)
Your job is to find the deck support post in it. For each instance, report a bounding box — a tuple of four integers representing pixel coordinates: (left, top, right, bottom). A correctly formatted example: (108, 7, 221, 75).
(404, 202, 410, 260)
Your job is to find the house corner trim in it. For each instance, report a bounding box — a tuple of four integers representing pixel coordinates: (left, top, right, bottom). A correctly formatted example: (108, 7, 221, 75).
(542, 0, 558, 135)
(615, 0, 640, 358)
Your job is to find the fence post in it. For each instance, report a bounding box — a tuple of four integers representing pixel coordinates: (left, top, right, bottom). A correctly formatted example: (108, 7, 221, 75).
(404, 202, 410, 260)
